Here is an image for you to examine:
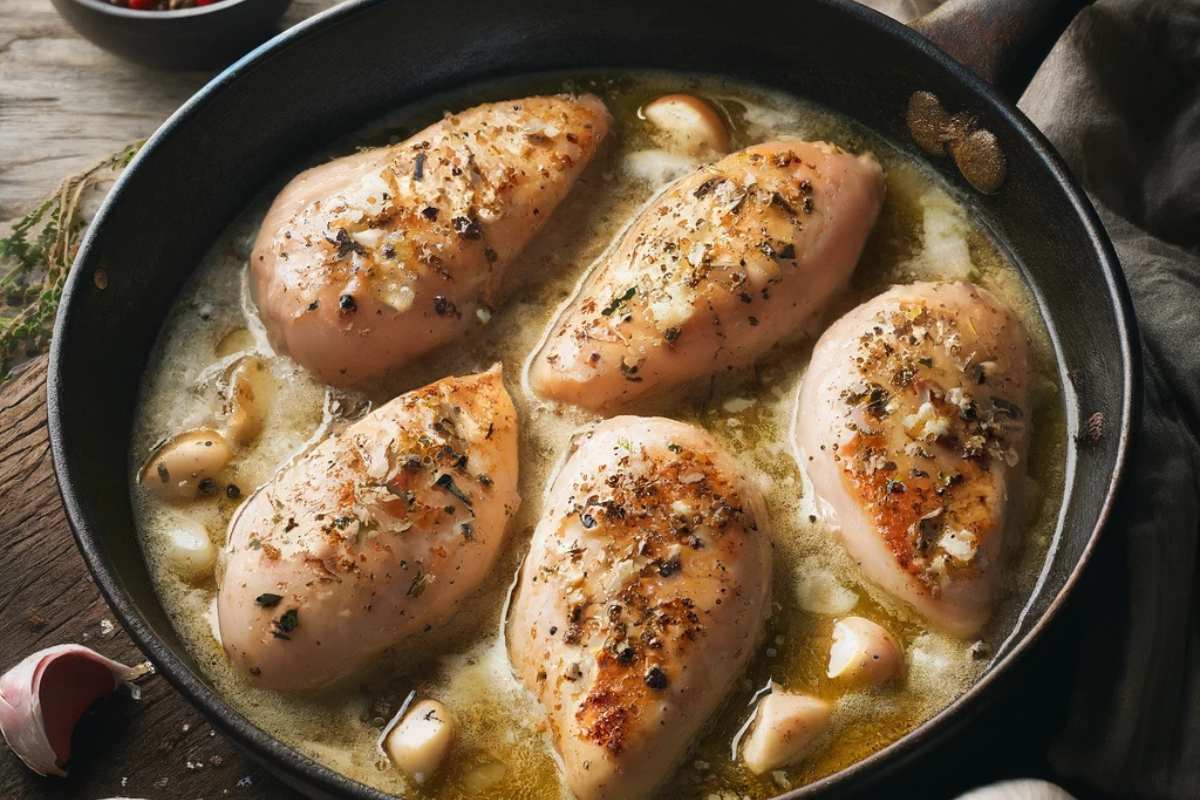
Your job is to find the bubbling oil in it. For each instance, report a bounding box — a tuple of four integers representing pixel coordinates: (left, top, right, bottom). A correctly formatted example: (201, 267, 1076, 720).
(129, 71, 1066, 800)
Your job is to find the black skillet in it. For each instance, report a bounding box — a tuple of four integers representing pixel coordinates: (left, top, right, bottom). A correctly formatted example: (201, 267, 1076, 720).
(47, 0, 1139, 797)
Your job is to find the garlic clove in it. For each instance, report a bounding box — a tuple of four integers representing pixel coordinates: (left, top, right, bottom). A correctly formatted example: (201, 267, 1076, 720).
(383, 699, 456, 783)
(827, 616, 905, 688)
(138, 428, 232, 501)
(641, 94, 731, 157)
(163, 515, 217, 583)
(0, 645, 145, 777)
(741, 684, 831, 774)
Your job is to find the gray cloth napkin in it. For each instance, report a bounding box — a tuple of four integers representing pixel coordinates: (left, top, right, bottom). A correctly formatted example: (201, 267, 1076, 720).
(860, 1, 1200, 797)
(1021, 4, 1200, 798)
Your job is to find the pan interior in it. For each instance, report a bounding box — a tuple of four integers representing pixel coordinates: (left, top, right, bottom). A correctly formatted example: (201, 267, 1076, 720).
(126, 69, 1068, 799)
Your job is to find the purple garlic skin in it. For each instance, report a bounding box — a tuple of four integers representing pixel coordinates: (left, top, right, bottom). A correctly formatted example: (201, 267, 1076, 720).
(0, 644, 142, 777)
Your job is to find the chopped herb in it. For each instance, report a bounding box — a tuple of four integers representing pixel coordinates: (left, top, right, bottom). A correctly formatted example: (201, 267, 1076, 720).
(692, 177, 722, 199)
(272, 608, 299, 639)
(413, 152, 426, 180)
(255, 593, 283, 608)
(331, 228, 364, 258)
(770, 192, 795, 215)
(434, 473, 473, 508)
(600, 286, 636, 317)
(407, 570, 429, 598)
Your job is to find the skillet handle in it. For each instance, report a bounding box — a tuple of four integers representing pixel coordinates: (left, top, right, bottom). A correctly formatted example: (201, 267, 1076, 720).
(912, 0, 1091, 101)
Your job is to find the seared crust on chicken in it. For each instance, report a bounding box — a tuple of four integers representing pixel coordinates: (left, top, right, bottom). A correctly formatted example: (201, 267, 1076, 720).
(530, 140, 884, 410)
(508, 416, 771, 799)
(252, 95, 610, 386)
(218, 366, 519, 690)
(795, 282, 1031, 636)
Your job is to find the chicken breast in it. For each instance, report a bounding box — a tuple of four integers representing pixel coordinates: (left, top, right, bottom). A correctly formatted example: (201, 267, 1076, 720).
(529, 140, 884, 410)
(218, 366, 519, 691)
(794, 282, 1031, 636)
(251, 95, 610, 386)
(508, 416, 771, 800)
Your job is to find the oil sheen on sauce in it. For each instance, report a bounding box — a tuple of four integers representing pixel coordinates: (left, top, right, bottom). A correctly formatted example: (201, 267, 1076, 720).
(129, 71, 1067, 800)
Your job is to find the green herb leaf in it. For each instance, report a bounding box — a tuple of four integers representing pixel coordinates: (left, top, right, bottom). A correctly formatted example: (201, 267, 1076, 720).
(434, 473, 473, 508)
(407, 569, 429, 598)
(600, 286, 636, 317)
(272, 608, 299, 639)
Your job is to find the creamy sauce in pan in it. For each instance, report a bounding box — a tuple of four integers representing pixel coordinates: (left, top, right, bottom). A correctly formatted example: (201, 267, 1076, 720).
(130, 72, 1066, 799)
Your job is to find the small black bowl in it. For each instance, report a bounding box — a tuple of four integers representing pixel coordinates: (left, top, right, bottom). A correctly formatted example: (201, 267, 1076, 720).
(50, 0, 294, 71)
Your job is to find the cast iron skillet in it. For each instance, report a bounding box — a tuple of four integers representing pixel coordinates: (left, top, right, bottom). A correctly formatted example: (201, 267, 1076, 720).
(47, 0, 1138, 797)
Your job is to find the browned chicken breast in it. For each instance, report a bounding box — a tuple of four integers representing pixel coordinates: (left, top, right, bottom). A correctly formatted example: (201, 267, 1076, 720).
(794, 282, 1031, 636)
(218, 366, 519, 691)
(529, 140, 884, 410)
(507, 416, 772, 799)
(251, 95, 610, 386)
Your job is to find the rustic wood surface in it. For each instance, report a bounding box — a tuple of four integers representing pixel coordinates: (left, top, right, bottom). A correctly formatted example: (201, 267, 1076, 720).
(0, 2, 337, 797)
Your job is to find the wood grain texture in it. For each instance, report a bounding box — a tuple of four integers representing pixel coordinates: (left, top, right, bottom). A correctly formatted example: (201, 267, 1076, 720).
(0, 0, 338, 231)
(0, 2, 337, 797)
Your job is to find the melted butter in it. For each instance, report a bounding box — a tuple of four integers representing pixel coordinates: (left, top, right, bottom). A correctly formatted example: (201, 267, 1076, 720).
(129, 71, 1066, 799)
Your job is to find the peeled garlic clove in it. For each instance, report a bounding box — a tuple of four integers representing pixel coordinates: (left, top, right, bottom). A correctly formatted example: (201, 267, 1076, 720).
(223, 356, 273, 446)
(641, 94, 731, 156)
(383, 699, 456, 783)
(741, 685, 831, 774)
(215, 327, 255, 357)
(827, 616, 905, 688)
(138, 428, 232, 501)
(164, 516, 216, 583)
(0, 645, 144, 777)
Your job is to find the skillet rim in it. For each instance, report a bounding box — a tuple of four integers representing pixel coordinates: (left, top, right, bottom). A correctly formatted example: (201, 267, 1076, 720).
(46, 0, 1141, 797)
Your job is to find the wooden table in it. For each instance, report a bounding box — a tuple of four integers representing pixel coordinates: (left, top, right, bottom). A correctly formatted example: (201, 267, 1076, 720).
(0, 3, 335, 797)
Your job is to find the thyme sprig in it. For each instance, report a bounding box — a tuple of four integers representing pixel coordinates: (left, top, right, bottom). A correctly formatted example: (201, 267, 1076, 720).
(0, 142, 142, 380)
